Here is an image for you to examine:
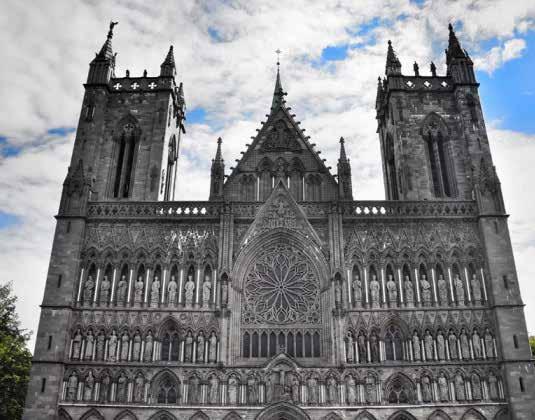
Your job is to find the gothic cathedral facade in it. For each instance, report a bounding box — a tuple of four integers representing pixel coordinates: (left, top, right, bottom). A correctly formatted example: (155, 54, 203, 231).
(23, 23, 534, 420)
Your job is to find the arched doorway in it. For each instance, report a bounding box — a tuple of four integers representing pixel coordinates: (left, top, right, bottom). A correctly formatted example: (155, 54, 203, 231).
(256, 401, 310, 420)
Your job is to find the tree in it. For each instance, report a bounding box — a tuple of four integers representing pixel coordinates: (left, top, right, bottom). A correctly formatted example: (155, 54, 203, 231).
(0, 281, 32, 420)
(529, 336, 535, 357)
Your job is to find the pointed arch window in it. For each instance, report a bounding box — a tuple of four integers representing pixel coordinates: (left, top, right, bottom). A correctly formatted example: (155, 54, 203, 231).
(164, 135, 177, 200)
(385, 134, 399, 199)
(113, 117, 140, 198)
(422, 113, 456, 198)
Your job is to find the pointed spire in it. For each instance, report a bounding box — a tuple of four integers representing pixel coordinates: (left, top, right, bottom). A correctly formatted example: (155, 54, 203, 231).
(272, 50, 286, 110)
(375, 76, 384, 109)
(160, 45, 176, 77)
(446, 23, 467, 62)
(385, 40, 402, 76)
(210, 137, 225, 200)
(214, 137, 223, 162)
(96, 21, 117, 60)
(339, 137, 348, 161)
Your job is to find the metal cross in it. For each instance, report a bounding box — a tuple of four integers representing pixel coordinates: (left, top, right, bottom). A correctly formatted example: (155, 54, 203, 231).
(131, 82, 140, 90)
(148, 82, 157, 90)
(113, 82, 122, 90)
(275, 49, 281, 66)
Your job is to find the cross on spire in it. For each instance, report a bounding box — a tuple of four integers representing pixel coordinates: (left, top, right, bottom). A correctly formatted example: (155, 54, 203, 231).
(275, 49, 282, 68)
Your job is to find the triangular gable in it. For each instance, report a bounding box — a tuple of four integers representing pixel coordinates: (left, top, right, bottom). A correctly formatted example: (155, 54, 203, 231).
(239, 180, 322, 248)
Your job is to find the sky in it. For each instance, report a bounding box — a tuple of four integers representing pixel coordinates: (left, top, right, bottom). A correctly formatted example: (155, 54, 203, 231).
(1, 0, 535, 351)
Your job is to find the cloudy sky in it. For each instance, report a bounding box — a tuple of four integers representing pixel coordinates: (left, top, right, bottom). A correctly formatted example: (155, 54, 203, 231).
(1, 0, 535, 350)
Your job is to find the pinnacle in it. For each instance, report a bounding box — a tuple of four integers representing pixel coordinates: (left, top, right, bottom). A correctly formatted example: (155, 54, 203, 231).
(339, 137, 348, 161)
(163, 45, 175, 66)
(385, 40, 402, 76)
(96, 21, 117, 60)
(271, 67, 286, 110)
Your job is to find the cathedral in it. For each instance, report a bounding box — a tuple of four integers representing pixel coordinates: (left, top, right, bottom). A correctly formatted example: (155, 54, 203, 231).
(23, 21, 534, 420)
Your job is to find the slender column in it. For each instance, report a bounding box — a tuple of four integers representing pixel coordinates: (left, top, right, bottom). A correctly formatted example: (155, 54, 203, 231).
(257, 176, 260, 201)
(126, 269, 134, 304)
(354, 342, 359, 363)
(414, 268, 421, 303)
(212, 268, 218, 305)
(140, 341, 145, 362)
(128, 338, 133, 361)
(431, 268, 438, 305)
(143, 269, 151, 304)
(397, 268, 404, 304)
(380, 268, 386, 305)
(195, 267, 202, 304)
(433, 340, 438, 361)
(366, 340, 371, 363)
(445, 340, 451, 360)
(178, 267, 184, 304)
(421, 339, 426, 362)
(192, 341, 197, 363)
(463, 267, 472, 302)
(364, 269, 369, 305)
(161, 268, 167, 304)
(110, 268, 117, 304)
(76, 268, 85, 303)
(447, 267, 455, 302)
(481, 337, 487, 359)
(93, 268, 101, 303)
(346, 269, 352, 305)
(480, 268, 488, 302)
(469, 339, 475, 360)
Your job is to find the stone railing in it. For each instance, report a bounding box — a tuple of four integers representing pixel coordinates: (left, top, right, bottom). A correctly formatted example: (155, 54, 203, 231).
(86, 200, 477, 220)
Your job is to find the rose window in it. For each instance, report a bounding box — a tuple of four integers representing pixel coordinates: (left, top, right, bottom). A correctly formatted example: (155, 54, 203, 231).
(242, 243, 320, 325)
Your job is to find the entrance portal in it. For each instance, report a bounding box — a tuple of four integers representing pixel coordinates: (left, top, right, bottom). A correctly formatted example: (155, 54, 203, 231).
(255, 402, 310, 420)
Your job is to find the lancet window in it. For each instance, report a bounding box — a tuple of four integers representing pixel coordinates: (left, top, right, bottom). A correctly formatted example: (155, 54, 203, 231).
(112, 117, 140, 198)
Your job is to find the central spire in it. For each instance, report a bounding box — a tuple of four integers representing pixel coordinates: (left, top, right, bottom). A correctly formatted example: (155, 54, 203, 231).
(272, 49, 286, 110)
(96, 21, 118, 60)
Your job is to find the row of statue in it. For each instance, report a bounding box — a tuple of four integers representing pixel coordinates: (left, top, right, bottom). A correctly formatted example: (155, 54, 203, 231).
(344, 272, 483, 307)
(345, 327, 496, 363)
(70, 329, 218, 364)
(64, 370, 502, 405)
(80, 272, 228, 308)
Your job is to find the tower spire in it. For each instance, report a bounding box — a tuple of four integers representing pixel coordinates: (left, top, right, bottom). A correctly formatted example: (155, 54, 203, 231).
(209, 137, 225, 200)
(87, 21, 118, 84)
(446, 23, 467, 63)
(337, 137, 353, 200)
(272, 49, 286, 110)
(385, 40, 402, 76)
(339, 136, 348, 161)
(445, 23, 475, 83)
(96, 21, 117, 60)
(160, 45, 176, 77)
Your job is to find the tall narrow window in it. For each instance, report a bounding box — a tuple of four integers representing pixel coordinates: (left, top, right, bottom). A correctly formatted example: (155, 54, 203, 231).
(47, 335, 52, 350)
(269, 332, 276, 357)
(57, 275, 62, 288)
(113, 119, 139, 198)
(287, 332, 295, 357)
(261, 332, 268, 357)
(41, 378, 46, 393)
(252, 332, 259, 357)
(164, 135, 177, 200)
(313, 332, 321, 357)
(304, 332, 312, 357)
(513, 335, 519, 349)
(170, 334, 180, 361)
(243, 332, 250, 358)
(385, 134, 399, 200)
(519, 377, 525, 392)
(162, 334, 171, 361)
(296, 333, 303, 358)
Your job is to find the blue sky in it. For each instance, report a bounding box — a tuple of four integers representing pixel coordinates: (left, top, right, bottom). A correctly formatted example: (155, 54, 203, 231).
(1, 0, 535, 350)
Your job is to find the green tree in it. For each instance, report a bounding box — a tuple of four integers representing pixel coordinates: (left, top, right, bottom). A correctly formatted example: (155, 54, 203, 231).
(529, 335, 535, 357)
(0, 282, 32, 420)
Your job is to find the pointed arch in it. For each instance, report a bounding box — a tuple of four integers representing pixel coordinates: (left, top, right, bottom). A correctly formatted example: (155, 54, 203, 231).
(355, 411, 378, 420)
(256, 401, 311, 420)
(223, 412, 243, 420)
(58, 409, 73, 420)
(388, 411, 418, 420)
(148, 411, 178, 420)
(189, 411, 209, 420)
(428, 410, 452, 420)
(114, 410, 138, 420)
(461, 408, 487, 420)
(493, 409, 509, 420)
(384, 373, 416, 404)
(80, 408, 105, 420)
(322, 413, 343, 420)
(111, 113, 141, 198)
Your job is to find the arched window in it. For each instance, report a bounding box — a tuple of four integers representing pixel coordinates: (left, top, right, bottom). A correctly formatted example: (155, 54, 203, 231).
(258, 158, 273, 200)
(289, 158, 304, 201)
(287, 332, 295, 357)
(243, 332, 250, 358)
(385, 133, 399, 200)
(269, 332, 277, 357)
(304, 332, 312, 357)
(240, 174, 256, 201)
(113, 117, 140, 198)
(313, 332, 321, 357)
(385, 374, 415, 404)
(156, 375, 179, 404)
(261, 332, 268, 357)
(296, 332, 303, 358)
(305, 174, 322, 201)
(385, 326, 403, 361)
(421, 113, 456, 198)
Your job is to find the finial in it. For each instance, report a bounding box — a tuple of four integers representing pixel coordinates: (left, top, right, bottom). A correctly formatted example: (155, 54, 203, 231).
(388, 40, 392, 46)
(413, 61, 420, 77)
(340, 136, 345, 144)
(108, 21, 118, 38)
(448, 22, 454, 32)
(217, 137, 222, 144)
(275, 49, 281, 69)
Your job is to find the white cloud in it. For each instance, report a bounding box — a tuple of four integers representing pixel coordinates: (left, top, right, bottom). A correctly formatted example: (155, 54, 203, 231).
(474, 38, 527, 74)
(1, 1, 535, 351)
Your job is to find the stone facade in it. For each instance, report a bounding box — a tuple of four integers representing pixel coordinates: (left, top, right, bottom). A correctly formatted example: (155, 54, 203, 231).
(23, 22, 534, 420)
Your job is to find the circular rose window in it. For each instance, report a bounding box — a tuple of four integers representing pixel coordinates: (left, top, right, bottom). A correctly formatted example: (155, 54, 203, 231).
(242, 243, 320, 325)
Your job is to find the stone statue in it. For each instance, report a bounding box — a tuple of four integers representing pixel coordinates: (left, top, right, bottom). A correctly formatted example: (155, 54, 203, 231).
(202, 278, 212, 306)
(196, 332, 205, 363)
(184, 274, 195, 306)
(228, 376, 238, 404)
(266, 374, 274, 403)
(150, 276, 160, 307)
(460, 329, 470, 360)
(365, 375, 376, 403)
(167, 275, 177, 306)
(67, 373, 78, 400)
(99, 374, 110, 403)
(455, 374, 465, 400)
(209, 375, 219, 404)
(327, 376, 338, 404)
(184, 331, 193, 362)
(84, 371, 94, 401)
(72, 329, 82, 359)
(117, 374, 127, 402)
(100, 275, 111, 305)
(334, 281, 342, 307)
(369, 275, 380, 307)
(96, 331, 105, 361)
(358, 333, 367, 362)
(489, 373, 499, 400)
(108, 331, 118, 362)
(448, 330, 458, 359)
(83, 275, 94, 304)
(291, 375, 300, 403)
(346, 333, 354, 362)
(421, 376, 432, 402)
(370, 332, 379, 362)
(437, 274, 449, 306)
(120, 333, 129, 361)
(134, 275, 144, 305)
(209, 332, 218, 362)
(412, 331, 421, 361)
(420, 274, 432, 306)
(307, 376, 318, 404)
(132, 332, 141, 361)
(471, 274, 482, 303)
(189, 376, 200, 404)
(472, 330, 482, 359)
(221, 280, 229, 307)
(386, 274, 397, 306)
(247, 376, 258, 404)
(471, 374, 482, 400)
(438, 373, 449, 401)
(117, 275, 127, 306)
(424, 330, 434, 360)
(436, 331, 445, 360)
(346, 375, 357, 405)
(144, 331, 153, 362)
(485, 328, 495, 358)
(454, 274, 465, 306)
(352, 275, 362, 306)
(404, 276, 414, 305)
(84, 330, 94, 360)
(134, 375, 144, 402)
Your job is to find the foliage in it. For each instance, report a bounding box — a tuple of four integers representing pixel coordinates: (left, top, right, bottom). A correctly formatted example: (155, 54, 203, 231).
(529, 336, 535, 357)
(0, 282, 32, 420)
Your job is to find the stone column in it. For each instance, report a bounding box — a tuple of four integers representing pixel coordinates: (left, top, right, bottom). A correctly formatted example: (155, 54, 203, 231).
(431, 267, 438, 305)
(463, 266, 472, 303)
(126, 268, 134, 304)
(76, 267, 85, 303)
(143, 268, 151, 304)
(161, 268, 167, 304)
(110, 267, 117, 304)
(93, 267, 101, 304)
(178, 267, 184, 305)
